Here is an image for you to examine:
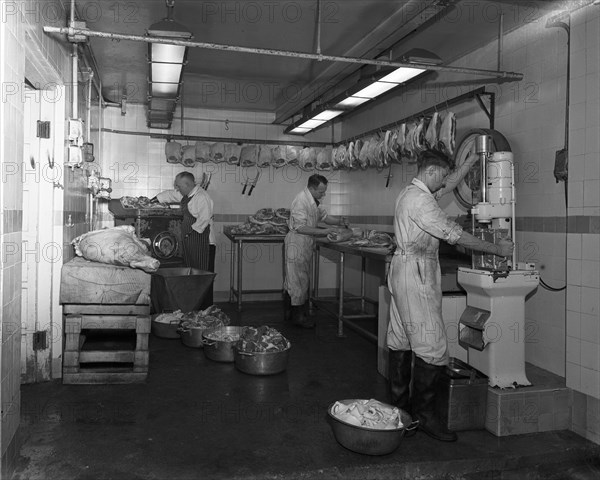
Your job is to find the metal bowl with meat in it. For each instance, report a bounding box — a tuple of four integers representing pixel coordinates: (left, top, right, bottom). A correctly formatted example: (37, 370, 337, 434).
(327, 399, 415, 455)
(233, 326, 291, 375)
(202, 326, 243, 362)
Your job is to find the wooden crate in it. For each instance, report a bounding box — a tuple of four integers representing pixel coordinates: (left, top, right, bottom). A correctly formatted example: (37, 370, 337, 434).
(62, 304, 151, 385)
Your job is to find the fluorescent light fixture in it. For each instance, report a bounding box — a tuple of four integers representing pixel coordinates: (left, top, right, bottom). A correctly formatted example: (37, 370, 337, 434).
(379, 67, 425, 83)
(296, 118, 328, 129)
(285, 49, 441, 135)
(352, 81, 399, 99)
(146, 8, 192, 129)
(313, 109, 344, 121)
(289, 127, 312, 134)
(335, 96, 370, 108)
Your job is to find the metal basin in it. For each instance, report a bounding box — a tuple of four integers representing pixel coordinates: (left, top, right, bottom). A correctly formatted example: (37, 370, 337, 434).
(151, 316, 180, 339)
(180, 326, 208, 348)
(151, 268, 216, 313)
(233, 345, 290, 375)
(327, 400, 413, 456)
(202, 326, 244, 362)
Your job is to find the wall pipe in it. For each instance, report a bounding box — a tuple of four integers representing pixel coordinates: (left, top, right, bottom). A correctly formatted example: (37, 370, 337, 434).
(43, 26, 525, 81)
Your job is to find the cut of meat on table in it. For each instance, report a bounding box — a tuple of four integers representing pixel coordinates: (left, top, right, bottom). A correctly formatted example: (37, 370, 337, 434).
(438, 111, 456, 158)
(240, 145, 258, 167)
(257, 145, 273, 168)
(226, 207, 291, 235)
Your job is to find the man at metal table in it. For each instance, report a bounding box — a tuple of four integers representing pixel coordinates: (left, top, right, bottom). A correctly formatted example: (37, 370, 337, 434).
(387, 150, 513, 442)
(152, 172, 215, 307)
(284, 174, 348, 328)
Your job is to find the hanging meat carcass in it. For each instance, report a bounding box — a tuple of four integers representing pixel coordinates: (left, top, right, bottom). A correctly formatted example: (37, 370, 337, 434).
(358, 139, 371, 169)
(315, 146, 333, 171)
(396, 124, 407, 161)
(180, 145, 196, 167)
(332, 145, 345, 170)
(165, 141, 182, 164)
(240, 145, 258, 167)
(270, 145, 287, 168)
(298, 147, 316, 171)
(210, 142, 226, 163)
(257, 145, 273, 168)
(194, 141, 211, 163)
(438, 111, 456, 158)
(225, 143, 242, 165)
(424, 112, 441, 150)
(285, 145, 301, 165)
(412, 117, 427, 154)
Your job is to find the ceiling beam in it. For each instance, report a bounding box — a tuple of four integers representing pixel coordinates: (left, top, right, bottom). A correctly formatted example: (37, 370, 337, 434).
(272, 0, 451, 124)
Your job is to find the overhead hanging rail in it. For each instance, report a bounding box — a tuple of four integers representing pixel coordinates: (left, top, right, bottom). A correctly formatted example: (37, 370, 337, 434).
(44, 26, 524, 81)
(101, 128, 330, 148)
(336, 86, 495, 145)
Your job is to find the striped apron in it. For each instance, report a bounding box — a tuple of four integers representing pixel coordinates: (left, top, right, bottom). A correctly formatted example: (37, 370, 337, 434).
(180, 195, 211, 271)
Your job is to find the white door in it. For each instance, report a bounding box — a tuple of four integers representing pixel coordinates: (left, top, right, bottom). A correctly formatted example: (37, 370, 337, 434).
(21, 87, 63, 383)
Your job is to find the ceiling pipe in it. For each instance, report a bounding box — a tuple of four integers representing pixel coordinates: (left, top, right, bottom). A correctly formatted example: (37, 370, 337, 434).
(44, 26, 525, 82)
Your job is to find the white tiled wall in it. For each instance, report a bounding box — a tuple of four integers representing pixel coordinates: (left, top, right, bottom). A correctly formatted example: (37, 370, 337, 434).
(100, 105, 340, 296)
(565, 7, 600, 410)
(0, 0, 77, 471)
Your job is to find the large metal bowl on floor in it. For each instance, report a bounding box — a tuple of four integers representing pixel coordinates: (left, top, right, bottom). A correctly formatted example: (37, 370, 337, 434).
(202, 326, 244, 362)
(233, 344, 290, 375)
(151, 315, 180, 339)
(327, 400, 413, 455)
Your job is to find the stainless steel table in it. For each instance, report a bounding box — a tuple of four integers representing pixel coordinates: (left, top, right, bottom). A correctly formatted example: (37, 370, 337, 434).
(310, 240, 392, 343)
(224, 231, 286, 312)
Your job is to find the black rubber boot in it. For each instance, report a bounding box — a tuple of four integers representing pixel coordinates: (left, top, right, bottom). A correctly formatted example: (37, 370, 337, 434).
(411, 356, 457, 442)
(283, 291, 292, 322)
(388, 349, 412, 414)
(292, 304, 315, 328)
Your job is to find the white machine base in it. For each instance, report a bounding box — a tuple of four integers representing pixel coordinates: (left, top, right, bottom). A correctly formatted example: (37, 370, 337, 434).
(458, 268, 539, 389)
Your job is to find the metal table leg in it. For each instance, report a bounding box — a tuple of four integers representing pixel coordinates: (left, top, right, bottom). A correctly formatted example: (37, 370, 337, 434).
(361, 256, 366, 313)
(310, 245, 320, 315)
(229, 239, 235, 303)
(237, 240, 243, 312)
(337, 251, 345, 337)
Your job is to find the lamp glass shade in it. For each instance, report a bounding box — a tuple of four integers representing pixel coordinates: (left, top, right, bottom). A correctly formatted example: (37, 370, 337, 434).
(151, 62, 183, 84)
(379, 67, 425, 84)
(150, 44, 186, 64)
(150, 82, 179, 97)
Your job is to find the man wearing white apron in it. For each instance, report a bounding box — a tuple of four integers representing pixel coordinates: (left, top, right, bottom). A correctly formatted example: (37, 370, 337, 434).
(387, 150, 513, 441)
(284, 174, 347, 328)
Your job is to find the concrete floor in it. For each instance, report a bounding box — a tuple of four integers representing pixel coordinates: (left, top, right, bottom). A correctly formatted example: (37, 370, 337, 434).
(12, 301, 600, 480)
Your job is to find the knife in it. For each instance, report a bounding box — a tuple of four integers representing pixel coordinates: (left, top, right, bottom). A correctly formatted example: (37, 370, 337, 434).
(241, 176, 249, 194)
(248, 171, 260, 196)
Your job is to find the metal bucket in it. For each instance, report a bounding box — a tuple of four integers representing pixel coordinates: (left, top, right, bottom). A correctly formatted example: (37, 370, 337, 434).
(327, 400, 414, 456)
(202, 326, 244, 362)
(234, 345, 290, 375)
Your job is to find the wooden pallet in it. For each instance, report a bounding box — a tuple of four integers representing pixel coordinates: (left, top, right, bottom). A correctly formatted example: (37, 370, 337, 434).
(63, 304, 151, 385)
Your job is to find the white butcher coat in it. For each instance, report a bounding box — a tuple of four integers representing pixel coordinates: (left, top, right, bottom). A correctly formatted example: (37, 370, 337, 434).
(386, 178, 463, 366)
(284, 187, 327, 305)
